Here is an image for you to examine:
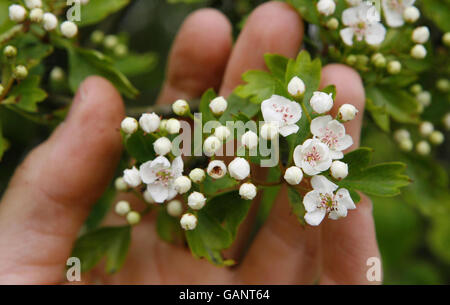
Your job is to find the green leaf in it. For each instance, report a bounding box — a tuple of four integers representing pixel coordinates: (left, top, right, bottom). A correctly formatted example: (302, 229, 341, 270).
(287, 0, 320, 24)
(157, 208, 183, 243)
(287, 186, 306, 225)
(4, 76, 47, 112)
(0, 121, 9, 161)
(198, 88, 217, 125)
(123, 129, 156, 163)
(78, 0, 131, 27)
(366, 97, 390, 132)
(71, 226, 131, 273)
(8, 33, 53, 68)
(203, 175, 238, 196)
(67, 46, 138, 99)
(338, 148, 411, 197)
(114, 52, 158, 77)
(420, 0, 450, 32)
(84, 187, 116, 231)
(219, 93, 260, 124)
(234, 70, 284, 104)
(264, 53, 289, 81)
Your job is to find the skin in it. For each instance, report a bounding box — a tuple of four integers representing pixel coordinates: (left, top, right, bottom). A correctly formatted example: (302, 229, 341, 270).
(0, 2, 381, 284)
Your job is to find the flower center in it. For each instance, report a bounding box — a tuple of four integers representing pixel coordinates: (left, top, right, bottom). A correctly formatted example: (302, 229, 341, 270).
(321, 129, 339, 149)
(156, 169, 173, 186)
(272, 103, 294, 123)
(305, 146, 321, 165)
(319, 193, 337, 212)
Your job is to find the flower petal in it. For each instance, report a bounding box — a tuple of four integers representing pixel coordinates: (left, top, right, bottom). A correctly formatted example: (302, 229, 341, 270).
(261, 95, 291, 123)
(279, 124, 299, 137)
(340, 27, 355, 46)
(139, 161, 157, 184)
(147, 183, 169, 203)
(365, 23, 386, 46)
(335, 134, 353, 152)
(311, 115, 332, 137)
(328, 204, 347, 220)
(311, 175, 338, 193)
(330, 150, 344, 160)
(327, 120, 346, 138)
(303, 190, 321, 212)
(305, 209, 326, 226)
(293, 145, 303, 168)
(171, 156, 184, 177)
(342, 7, 359, 26)
(382, 0, 404, 28)
(336, 188, 356, 210)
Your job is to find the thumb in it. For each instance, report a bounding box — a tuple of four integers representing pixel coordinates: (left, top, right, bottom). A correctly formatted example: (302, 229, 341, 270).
(0, 76, 124, 284)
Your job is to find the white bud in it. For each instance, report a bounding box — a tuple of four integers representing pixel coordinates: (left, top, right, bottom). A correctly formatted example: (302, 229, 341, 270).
(123, 166, 141, 188)
(209, 96, 228, 115)
(114, 44, 128, 57)
(9, 5, 27, 23)
(25, 0, 42, 9)
(317, 0, 336, 16)
(207, 160, 227, 179)
(287, 76, 306, 97)
(114, 177, 128, 192)
(444, 113, 450, 130)
(13, 65, 28, 80)
(416, 141, 431, 155)
(412, 26, 430, 44)
(180, 213, 197, 230)
(419, 121, 434, 137)
(214, 125, 231, 141)
(399, 138, 413, 152)
(174, 176, 191, 194)
(310, 91, 334, 114)
(188, 192, 206, 210)
(436, 79, 450, 92)
(139, 113, 160, 133)
(159, 119, 168, 132)
(167, 200, 183, 217)
(166, 118, 181, 134)
(393, 129, 410, 143)
(60, 21, 78, 38)
(153, 137, 172, 155)
(410, 84, 423, 95)
(121, 117, 138, 134)
(239, 183, 257, 200)
(91, 30, 104, 44)
(411, 44, 427, 59)
(387, 61, 401, 75)
(203, 135, 222, 156)
(416, 91, 431, 107)
(115, 201, 130, 216)
(326, 17, 339, 30)
(143, 189, 155, 204)
(42, 13, 58, 31)
(429, 131, 444, 145)
(0, 85, 4, 96)
(260, 122, 279, 140)
(4, 45, 17, 57)
(284, 166, 303, 185)
(338, 104, 358, 122)
(330, 161, 348, 180)
(189, 168, 206, 183)
(50, 66, 65, 81)
(172, 99, 190, 116)
(29, 8, 43, 22)
(443, 33, 450, 47)
(241, 131, 258, 150)
(403, 6, 420, 23)
(228, 157, 250, 181)
(126, 211, 141, 225)
(104, 35, 119, 49)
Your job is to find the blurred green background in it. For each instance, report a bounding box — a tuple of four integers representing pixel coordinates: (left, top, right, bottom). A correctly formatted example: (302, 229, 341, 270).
(0, 0, 449, 284)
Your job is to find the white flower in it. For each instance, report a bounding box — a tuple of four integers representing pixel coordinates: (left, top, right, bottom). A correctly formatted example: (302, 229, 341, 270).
(416, 91, 431, 107)
(416, 140, 430, 155)
(25, 0, 42, 9)
(330, 161, 349, 180)
(166, 118, 181, 134)
(303, 175, 356, 226)
(310, 91, 334, 114)
(29, 8, 43, 22)
(310, 115, 353, 159)
(287, 76, 306, 97)
(260, 122, 279, 140)
(42, 13, 58, 31)
(140, 156, 183, 203)
(115, 201, 130, 216)
(189, 168, 205, 183)
(228, 157, 250, 180)
(429, 131, 444, 145)
(403, 6, 420, 23)
(444, 113, 450, 130)
(126, 211, 141, 225)
(338, 104, 359, 121)
(114, 177, 128, 192)
(188, 192, 206, 210)
(239, 183, 257, 200)
(261, 95, 302, 137)
(399, 138, 413, 152)
(153, 137, 172, 156)
(340, 2, 386, 46)
(387, 60, 402, 74)
(60, 21, 78, 38)
(241, 131, 258, 150)
(284, 166, 303, 185)
(394, 129, 410, 142)
(317, 0, 336, 16)
(382, 0, 415, 28)
(139, 113, 160, 133)
(209, 96, 228, 115)
(203, 135, 222, 156)
(411, 44, 427, 59)
(346, 0, 362, 6)
(207, 160, 227, 179)
(174, 176, 191, 194)
(419, 121, 434, 136)
(9, 5, 27, 23)
(294, 139, 332, 176)
(180, 213, 197, 230)
(172, 99, 189, 116)
(167, 200, 183, 217)
(214, 125, 231, 141)
(123, 166, 141, 188)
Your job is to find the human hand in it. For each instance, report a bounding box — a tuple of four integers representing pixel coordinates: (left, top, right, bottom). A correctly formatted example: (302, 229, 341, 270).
(0, 2, 380, 284)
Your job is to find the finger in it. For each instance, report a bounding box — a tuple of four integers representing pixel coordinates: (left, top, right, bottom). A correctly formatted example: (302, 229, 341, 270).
(238, 64, 368, 284)
(0, 76, 124, 284)
(319, 64, 381, 284)
(156, 8, 232, 105)
(219, 1, 304, 96)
